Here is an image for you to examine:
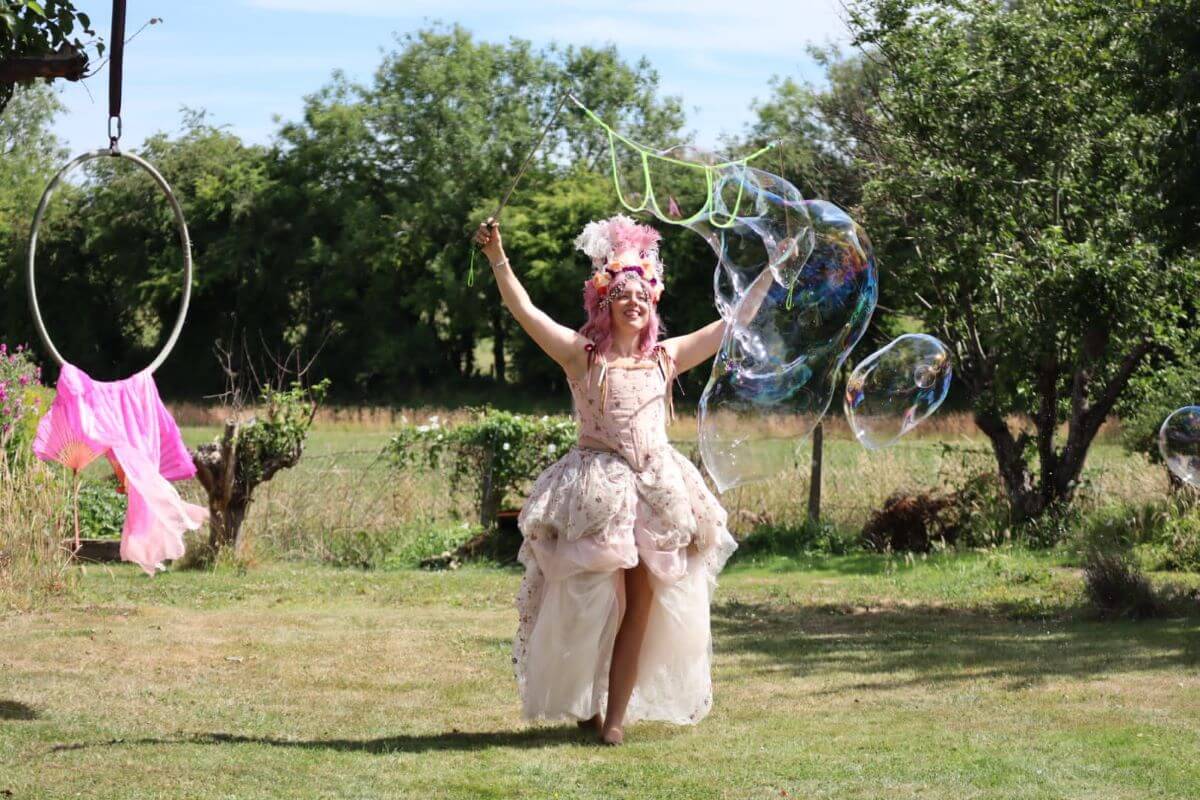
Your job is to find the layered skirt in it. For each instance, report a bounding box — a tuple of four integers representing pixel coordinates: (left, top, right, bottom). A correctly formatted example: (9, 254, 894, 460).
(514, 445, 737, 725)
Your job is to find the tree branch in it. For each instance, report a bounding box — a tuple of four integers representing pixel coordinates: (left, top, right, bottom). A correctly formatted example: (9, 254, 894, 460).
(0, 45, 87, 84)
(1055, 336, 1155, 495)
(1082, 338, 1156, 437)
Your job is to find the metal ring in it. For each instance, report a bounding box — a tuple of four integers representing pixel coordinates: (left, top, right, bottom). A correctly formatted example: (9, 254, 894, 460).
(26, 149, 193, 375)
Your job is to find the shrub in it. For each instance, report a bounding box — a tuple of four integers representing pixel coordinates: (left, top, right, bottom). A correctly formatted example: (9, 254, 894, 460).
(323, 522, 481, 570)
(386, 408, 577, 528)
(1119, 364, 1200, 465)
(949, 471, 1011, 547)
(737, 517, 856, 558)
(0, 344, 48, 470)
(1160, 511, 1200, 572)
(1075, 499, 1200, 573)
(1014, 502, 1083, 549)
(861, 491, 959, 553)
(1082, 550, 1165, 620)
(75, 479, 127, 539)
(191, 379, 330, 559)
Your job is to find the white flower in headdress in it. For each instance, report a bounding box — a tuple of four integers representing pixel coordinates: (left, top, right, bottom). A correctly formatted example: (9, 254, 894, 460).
(574, 217, 622, 266)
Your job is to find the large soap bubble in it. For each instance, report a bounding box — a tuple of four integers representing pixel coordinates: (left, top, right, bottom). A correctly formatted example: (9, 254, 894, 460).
(585, 101, 876, 491)
(698, 199, 878, 490)
(844, 334, 952, 450)
(1159, 406, 1200, 488)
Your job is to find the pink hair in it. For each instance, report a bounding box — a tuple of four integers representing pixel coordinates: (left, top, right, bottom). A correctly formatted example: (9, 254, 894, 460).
(580, 275, 663, 358)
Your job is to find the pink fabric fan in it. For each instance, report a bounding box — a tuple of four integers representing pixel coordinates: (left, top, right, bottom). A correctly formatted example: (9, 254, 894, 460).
(34, 364, 208, 574)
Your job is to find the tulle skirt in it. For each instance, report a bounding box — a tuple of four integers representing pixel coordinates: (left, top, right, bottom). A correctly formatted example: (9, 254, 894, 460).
(514, 445, 737, 725)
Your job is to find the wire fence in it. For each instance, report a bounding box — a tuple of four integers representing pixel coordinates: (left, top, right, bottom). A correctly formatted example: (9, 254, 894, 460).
(177, 413, 1163, 562)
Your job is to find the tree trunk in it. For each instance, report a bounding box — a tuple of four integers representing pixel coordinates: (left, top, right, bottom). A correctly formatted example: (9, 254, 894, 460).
(192, 420, 249, 552)
(1034, 351, 1060, 510)
(491, 305, 507, 384)
(807, 423, 824, 523)
(479, 452, 500, 530)
(972, 337, 1156, 523)
(973, 406, 1043, 522)
(462, 333, 475, 377)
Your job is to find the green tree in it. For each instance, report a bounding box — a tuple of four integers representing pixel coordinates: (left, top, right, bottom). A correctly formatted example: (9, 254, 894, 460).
(8, 110, 279, 391)
(0, 83, 67, 347)
(1132, 0, 1200, 252)
(843, 0, 1198, 522)
(277, 25, 685, 398)
(1116, 0, 1200, 476)
(495, 168, 739, 401)
(742, 57, 876, 210)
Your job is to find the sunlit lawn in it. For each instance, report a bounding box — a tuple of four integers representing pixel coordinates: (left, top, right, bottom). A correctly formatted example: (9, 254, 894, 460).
(3, 552, 1199, 799)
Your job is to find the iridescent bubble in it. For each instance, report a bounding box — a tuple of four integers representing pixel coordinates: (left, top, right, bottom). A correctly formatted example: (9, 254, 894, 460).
(1158, 406, 1200, 488)
(843, 334, 953, 450)
(596, 118, 876, 491)
(698, 198, 877, 491)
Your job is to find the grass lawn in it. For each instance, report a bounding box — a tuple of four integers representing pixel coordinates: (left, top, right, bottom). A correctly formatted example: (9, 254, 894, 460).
(2, 552, 1198, 799)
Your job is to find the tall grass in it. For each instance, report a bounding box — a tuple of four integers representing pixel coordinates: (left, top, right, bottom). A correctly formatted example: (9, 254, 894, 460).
(0, 457, 75, 611)
(172, 406, 1127, 442)
(183, 409, 1159, 561)
(174, 425, 474, 563)
(5, 405, 1164, 584)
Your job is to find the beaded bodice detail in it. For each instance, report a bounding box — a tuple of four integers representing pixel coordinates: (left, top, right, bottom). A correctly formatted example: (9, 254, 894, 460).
(566, 345, 675, 472)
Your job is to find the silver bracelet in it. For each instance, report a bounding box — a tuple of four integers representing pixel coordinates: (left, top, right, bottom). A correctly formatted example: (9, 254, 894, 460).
(490, 257, 510, 269)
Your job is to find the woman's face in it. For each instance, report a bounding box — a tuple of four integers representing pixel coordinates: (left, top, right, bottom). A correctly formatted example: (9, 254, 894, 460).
(609, 277, 653, 335)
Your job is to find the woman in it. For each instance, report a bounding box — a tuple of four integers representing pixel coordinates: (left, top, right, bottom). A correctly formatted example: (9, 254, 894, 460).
(474, 213, 738, 745)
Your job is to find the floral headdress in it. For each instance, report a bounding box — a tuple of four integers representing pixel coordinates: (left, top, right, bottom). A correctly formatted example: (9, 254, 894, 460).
(573, 214, 665, 308)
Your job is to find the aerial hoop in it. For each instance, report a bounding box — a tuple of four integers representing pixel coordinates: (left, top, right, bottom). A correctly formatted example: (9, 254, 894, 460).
(26, 148, 193, 375)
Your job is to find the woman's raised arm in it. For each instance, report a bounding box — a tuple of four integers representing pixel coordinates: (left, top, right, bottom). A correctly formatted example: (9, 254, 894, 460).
(662, 261, 777, 375)
(474, 219, 589, 376)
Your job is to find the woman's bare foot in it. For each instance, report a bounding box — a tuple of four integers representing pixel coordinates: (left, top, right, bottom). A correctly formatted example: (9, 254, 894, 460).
(576, 714, 602, 733)
(599, 726, 624, 746)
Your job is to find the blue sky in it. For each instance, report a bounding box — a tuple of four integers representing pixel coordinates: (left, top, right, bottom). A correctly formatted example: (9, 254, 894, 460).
(53, 0, 850, 154)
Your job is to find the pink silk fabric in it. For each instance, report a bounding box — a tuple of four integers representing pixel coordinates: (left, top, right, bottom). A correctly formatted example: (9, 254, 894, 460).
(34, 364, 208, 574)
